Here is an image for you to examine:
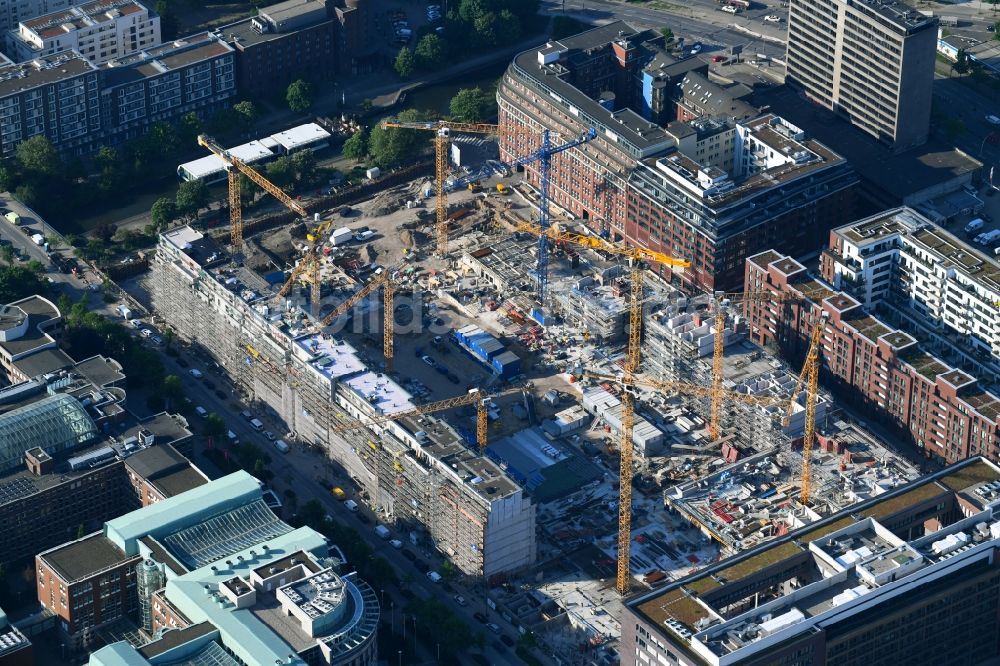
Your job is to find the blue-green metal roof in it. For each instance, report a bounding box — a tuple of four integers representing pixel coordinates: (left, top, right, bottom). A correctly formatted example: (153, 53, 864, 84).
(89, 643, 147, 666)
(166, 527, 328, 666)
(106, 472, 263, 556)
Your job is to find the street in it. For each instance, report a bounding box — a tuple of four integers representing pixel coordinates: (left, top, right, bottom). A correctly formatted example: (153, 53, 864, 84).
(153, 344, 525, 665)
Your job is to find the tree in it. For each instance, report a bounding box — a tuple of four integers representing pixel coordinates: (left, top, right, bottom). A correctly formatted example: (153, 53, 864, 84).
(0, 159, 17, 192)
(16, 135, 62, 178)
(175, 179, 210, 220)
(286, 79, 314, 113)
(953, 49, 971, 76)
(204, 413, 226, 438)
(291, 150, 317, 186)
(233, 100, 258, 133)
(93, 222, 118, 244)
(13, 184, 40, 208)
(161, 375, 184, 410)
(95, 146, 123, 192)
(343, 128, 369, 161)
(238, 172, 260, 207)
(0, 246, 14, 265)
(265, 157, 296, 189)
(496, 9, 521, 44)
(155, 0, 178, 39)
(367, 110, 431, 167)
(474, 11, 499, 46)
(0, 264, 47, 303)
(394, 47, 415, 79)
(179, 112, 202, 145)
(449, 87, 494, 122)
(414, 34, 446, 69)
(297, 499, 326, 529)
(659, 26, 674, 43)
(151, 197, 178, 230)
(162, 326, 175, 350)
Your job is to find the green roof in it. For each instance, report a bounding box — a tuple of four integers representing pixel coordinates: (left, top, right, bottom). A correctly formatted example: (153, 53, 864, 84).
(106, 472, 263, 556)
(939, 459, 1000, 492)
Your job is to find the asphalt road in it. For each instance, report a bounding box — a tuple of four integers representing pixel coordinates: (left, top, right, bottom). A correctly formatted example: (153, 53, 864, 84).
(151, 343, 524, 665)
(540, 0, 788, 60)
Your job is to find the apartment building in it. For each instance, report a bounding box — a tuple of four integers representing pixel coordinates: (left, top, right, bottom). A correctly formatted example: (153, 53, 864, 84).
(0, 0, 73, 32)
(150, 226, 536, 579)
(786, 0, 936, 150)
(498, 23, 857, 291)
(41, 472, 380, 663)
(220, 0, 336, 98)
(622, 457, 1000, 666)
(821, 208, 1000, 381)
(0, 31, 233, 157)
(744, 247, 1000, 465)
(8, 0, 160, 65)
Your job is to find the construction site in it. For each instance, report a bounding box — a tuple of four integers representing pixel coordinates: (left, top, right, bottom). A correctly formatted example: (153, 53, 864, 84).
(138, 121, 918, 663)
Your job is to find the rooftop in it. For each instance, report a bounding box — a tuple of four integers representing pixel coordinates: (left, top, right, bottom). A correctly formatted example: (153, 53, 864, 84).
(0, 51, 96, 98)
(103, 33, 233, 85)
(628, 457, 1000, 658)
(21, 0, 150, 39)
(40, 533, 130, 582)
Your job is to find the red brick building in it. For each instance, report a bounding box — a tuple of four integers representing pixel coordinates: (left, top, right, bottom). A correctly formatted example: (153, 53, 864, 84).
(744, 249, 1000, 464)
(497, 22, 858, 291)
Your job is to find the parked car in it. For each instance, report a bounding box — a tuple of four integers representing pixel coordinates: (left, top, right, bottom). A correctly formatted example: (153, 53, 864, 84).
(389, 539, 403, 549)
(689, 42, 703, 54)
(401, 549, 417, 562)
(987, 115, 1000, 125)
(764, 14, 782, 22)
(454, 595, 467, 606)
(356, 513, 371, 525)
(486, 622, 501, 635)
(500, 635, 515, 647)
(140, 328, 153, 338)
(151, 336, 163, 345)
(421, 355, 436, 367)
(414, 560, 430, 574)
(203, 379, 216, 391)
(214, 389, 228, 401)
(264, 430, 276, 441)
(473, 612, 488, 624)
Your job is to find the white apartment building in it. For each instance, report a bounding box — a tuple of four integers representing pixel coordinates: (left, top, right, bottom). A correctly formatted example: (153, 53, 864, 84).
(8, 0, 159, 64)
(0, 0, 73, 33)
(150, 226, 537, 578)
(823, 207, 1000, 368)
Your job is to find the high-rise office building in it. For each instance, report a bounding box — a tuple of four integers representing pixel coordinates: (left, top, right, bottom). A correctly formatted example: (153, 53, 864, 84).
(785, 0, 936, 151)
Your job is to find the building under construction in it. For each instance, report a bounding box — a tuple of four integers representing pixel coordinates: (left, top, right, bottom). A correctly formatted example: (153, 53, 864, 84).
(150, 226, 536, 579)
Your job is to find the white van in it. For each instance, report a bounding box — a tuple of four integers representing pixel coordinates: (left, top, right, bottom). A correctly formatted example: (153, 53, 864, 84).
(195, 406, 208, 418)
(273, 439, 290, 454)
(965, 218, 986, 234)
(250, 418, 264, 432)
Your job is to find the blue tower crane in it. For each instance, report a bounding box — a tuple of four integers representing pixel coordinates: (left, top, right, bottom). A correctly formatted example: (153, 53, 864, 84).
(507, 127, 597, 324)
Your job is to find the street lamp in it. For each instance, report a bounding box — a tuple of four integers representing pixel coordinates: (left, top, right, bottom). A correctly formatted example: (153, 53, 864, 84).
(398, 650, 402, 666)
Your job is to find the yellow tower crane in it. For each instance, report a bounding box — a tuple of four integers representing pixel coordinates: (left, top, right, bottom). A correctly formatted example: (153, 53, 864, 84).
(798, 314, 827, 505)
(319, 271, 394, 371)
(329, 386, 527, 450)
(708, 289, 833, 441)
(380, 121, 542, 256)
(510, 220, 689, 596)
(197, 134, 309, 250)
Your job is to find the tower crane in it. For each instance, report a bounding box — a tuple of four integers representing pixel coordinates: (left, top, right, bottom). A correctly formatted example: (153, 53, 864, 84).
(511, 221, 686, 596)
(798, 314, 827, 505)
(329, 386, 527, 450)
(383, 120, 597, 323)
(708, 289, 833, 440)
(196, 134, 308, 250)
(381, 120, 536, 257)
(319, 271, 394, 371)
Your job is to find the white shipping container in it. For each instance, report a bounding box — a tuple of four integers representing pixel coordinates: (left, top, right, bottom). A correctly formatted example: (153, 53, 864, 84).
(330, 227, 353, 245)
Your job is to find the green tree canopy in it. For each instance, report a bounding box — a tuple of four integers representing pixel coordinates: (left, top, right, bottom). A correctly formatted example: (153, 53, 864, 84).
(265, 156, 295, 189)
(175, 179, 210, 219)
(367, 110, 431, 167)
(233, 100, 259, 132)
(659, 26, 674, 43)
(394, 47, 415, 78)
(161, 375, 184, 409)
(16, 135, 62, 178)
(0, 264, 47, 302)
(343, 128, 369, 161)
(291, 150, 317, 186)
(151, 197, 178, 230)
(449, 87, 495, 122)
(204, 413, 226, 438)
(415, 34, 446, 68)
(286, 79, 314, 113)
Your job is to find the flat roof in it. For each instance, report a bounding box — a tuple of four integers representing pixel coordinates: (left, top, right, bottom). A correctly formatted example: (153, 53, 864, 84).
(178, 140, 275, 179)
(41, 533, 130, 582)
(342, 371, 415, 417)
(268, 123, 331, 151)
(297, 334, 367, 381)
(0, 51, 96, 98)
(755, 85, 980, 203)
(627, 457, 1000, 638)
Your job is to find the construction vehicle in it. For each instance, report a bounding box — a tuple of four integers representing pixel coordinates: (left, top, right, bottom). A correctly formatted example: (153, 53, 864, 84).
(467, 183, 482, 193)
(708, 289, 833, 441)
(196, 134, 308, 250)
(496, 183, 510, 195)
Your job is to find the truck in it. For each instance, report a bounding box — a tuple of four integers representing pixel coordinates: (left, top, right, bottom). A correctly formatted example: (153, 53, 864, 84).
(344, 499, 359, 512)
(374, 524, 391, 539)
(250, 418, 264, 432)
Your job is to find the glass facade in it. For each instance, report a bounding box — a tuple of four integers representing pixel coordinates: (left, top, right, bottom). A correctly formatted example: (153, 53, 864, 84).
(0, 393, 96, 471)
